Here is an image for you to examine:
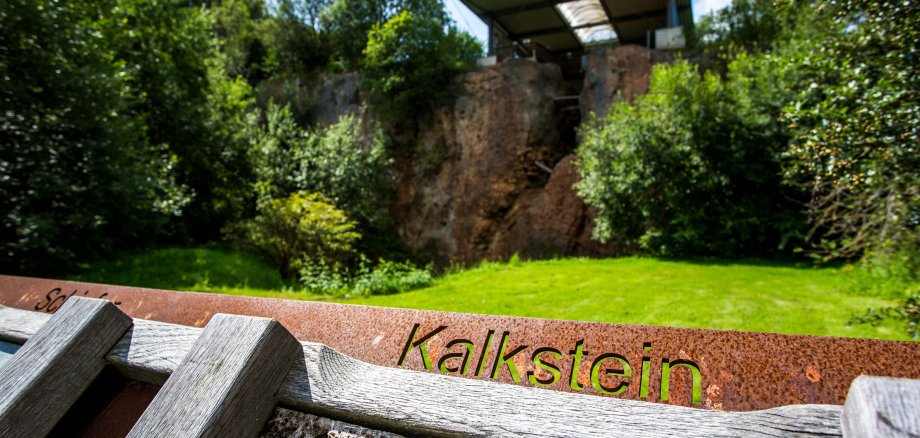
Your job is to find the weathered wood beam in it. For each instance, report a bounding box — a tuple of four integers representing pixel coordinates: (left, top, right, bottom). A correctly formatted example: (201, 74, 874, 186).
(1, 305, 849, 437)
(842, 376, 920, 437)
(0, 304, 50, 344)
(127, 314, 300, 438)
(0, 298, 132, 437)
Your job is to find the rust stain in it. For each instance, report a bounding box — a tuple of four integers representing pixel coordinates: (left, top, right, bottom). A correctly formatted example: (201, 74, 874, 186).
(2, 274, 919, 412)
(806, 364, 821, 383)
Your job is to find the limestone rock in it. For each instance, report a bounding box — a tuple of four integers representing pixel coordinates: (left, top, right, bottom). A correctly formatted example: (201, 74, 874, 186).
(580, 45, 672, 118)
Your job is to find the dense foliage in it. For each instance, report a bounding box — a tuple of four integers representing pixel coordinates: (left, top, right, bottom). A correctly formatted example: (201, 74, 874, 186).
(781, 0, 919, 262)
(576, 0, 918, 334)
(235, 191, 360, 280)
(1, 0, 476, 276)
(249, 104, 393, 227)
(0, 0, 184, 273)
(363, 8, 481, 119)
(299, 257, 432, 296)
(575, 60, 803, 256)
(687, 0, 787, 65)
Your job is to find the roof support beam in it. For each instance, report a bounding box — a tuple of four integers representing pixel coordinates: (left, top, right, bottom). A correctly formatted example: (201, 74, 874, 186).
(490, 0, 580, 18)
(597, 0, 622, 42)
(512, 20, 609, 40)
(611, 5, 691, 25)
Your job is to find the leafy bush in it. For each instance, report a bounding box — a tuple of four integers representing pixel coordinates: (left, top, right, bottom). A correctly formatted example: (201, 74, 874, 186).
(574, 60, 804, 257)
(250, 103, 394, 227)
(299, 257, 432, 296)
(362, 8, 481, 120)
(351, 259, 432, 295)
(850, 292, 920, 340)
(781, 0, 919, 261)
(233, 192, 360, 280)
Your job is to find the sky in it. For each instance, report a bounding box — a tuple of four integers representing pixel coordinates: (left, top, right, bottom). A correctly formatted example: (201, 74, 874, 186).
(445, 0, 734, 47)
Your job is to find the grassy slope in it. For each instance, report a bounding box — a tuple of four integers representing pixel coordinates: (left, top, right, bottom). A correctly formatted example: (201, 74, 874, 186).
(70, 248, 910, 340)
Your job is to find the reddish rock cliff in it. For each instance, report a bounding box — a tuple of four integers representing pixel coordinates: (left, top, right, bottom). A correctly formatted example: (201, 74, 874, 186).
(311, 46, 669, 265)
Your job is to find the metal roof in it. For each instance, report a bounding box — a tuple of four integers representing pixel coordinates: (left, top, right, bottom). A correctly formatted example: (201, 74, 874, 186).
(459, 0, 693, 52)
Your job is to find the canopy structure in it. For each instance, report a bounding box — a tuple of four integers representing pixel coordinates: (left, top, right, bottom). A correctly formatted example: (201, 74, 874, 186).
(460, 0, 692, 66)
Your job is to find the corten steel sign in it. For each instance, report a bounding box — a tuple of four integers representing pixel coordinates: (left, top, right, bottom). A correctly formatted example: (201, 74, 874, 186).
(2, 274, 919, 412)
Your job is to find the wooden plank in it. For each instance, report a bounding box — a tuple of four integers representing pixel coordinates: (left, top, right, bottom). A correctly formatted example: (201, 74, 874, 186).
(0, 297, 131, 437)
(127, 314, 300, 438)
(0, 304, 50, 344)
(842, 375, 920, 437)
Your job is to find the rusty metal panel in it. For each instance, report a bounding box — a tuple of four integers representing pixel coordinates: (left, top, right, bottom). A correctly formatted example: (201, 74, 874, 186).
(1, 275, 918, 412)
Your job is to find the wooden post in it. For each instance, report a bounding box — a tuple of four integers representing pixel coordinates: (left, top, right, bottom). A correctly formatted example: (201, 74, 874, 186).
(127, 314, 300, 438)
(842, 375, 920, 437)
(0, 297, 131, 437)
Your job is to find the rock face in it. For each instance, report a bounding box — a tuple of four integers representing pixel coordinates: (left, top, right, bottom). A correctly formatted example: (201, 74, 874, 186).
(306, 48, 668, 265)
(580, 45, 672, 118)
(307, 72, 362, 127)
(393, 59, 623, 265)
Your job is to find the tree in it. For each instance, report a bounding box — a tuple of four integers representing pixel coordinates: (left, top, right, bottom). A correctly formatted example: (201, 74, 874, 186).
(363, 7, 481, 120)
(320, 0, 390, 70)
(259, 0, 331, 76)
(211, 0, 270, 82)
(781, 0, 919, 261)
(688, 0, 787, 57)
(574, 60, 804, 256)
(250, 103, 394, 228)
(0, 0, 184, 273)
(99, 0, 257, 241)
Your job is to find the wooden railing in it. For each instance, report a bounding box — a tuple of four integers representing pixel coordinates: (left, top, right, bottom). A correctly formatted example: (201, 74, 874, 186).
(0, 297, 918, 437)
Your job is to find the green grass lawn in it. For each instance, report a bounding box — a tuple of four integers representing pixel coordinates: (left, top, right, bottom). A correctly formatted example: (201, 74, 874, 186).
(70, 248, 911, 341)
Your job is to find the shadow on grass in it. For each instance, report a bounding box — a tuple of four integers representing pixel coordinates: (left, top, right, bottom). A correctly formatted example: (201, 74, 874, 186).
(69, 246, 285, 291)
(653, 255, 844, 270)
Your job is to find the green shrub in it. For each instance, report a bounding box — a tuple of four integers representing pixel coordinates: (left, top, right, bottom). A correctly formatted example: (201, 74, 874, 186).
(250, 104, 393, 227)
(351, 259, 433, 295)
(574, 60, 803, 257)
(299, 257, 432, 296)
(233, 192, 360, 280)
(850, 292, 920, 340)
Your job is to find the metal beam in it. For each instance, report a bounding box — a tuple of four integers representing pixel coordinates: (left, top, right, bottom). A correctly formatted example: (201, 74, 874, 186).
(490, 0, 580, 18)
(512, 20, 610, 40)
(611, 5, 691, 25)
(598, 0, 623, 43)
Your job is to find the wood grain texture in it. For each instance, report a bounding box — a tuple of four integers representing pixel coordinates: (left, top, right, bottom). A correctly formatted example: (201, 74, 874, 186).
(0, 305, 896, 437)
(127, 314, 300, 438)
(0, 298, 132, 437)
(0, 305, 50, 343)
(842, 376, 920, 437)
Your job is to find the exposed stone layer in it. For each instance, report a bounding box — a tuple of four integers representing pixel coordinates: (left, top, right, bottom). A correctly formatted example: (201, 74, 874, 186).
(305, 48, 670, 264)
(580, 45, 672, 118)
(393, 59, 625, 265)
